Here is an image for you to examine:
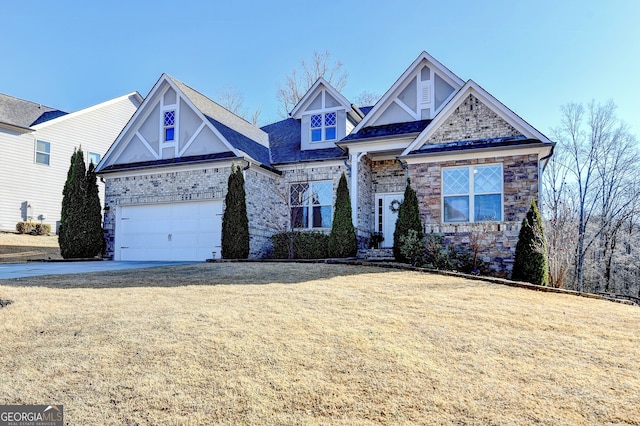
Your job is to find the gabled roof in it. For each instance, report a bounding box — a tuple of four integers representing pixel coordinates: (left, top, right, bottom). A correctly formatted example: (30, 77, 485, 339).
(0, 93, 67, 131)
(261, 118, 344, 164)
(290, 77, 361, 122)
(169, 76, 269, 147)
(31, 92, 142, 129)
(98, 74, 271, 173)
(352, 51, 464, 134)
(401, 80, 553, 157)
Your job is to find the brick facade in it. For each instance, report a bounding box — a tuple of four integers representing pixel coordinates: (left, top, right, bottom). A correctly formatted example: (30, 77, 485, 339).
(408, 154, 539, 276)
(426, 94, 523, 145)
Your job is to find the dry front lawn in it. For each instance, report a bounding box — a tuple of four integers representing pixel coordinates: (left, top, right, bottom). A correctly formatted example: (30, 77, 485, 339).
(1, 263, 639, 425)
(0, 232, 61, 263)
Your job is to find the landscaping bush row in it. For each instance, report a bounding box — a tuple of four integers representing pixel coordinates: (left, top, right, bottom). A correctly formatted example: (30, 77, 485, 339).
(399, 230, 487, 274)
(15, 221, 51, 235)
(270, 231, 329, 259)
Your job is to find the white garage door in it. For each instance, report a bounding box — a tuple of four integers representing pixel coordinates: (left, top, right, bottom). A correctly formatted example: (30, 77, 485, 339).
(116, 201, 222, 261)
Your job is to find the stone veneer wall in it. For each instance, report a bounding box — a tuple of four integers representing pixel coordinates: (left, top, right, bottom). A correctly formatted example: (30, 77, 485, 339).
(267, 163, 351, 251)
(243, 166, 280, 258)
(426, 94, 523, 144)
(102, 164, 281, 259)
(409, 153, 539, 276)
(357, 157, 373, 242)
(103, 163, 354, 260)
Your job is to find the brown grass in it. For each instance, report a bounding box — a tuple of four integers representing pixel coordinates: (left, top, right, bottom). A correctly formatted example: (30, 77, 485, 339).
(1, 263, 639, 425)
(0, 232, 61, 263)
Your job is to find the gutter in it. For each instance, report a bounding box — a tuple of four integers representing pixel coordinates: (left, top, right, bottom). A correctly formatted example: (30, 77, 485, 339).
(0, 121, 33, 133)
(400, 140, 552, 160)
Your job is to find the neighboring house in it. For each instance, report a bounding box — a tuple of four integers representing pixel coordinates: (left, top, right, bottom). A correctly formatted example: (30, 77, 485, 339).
(96, 51, 553, 275)
(0, 92, 142, 233)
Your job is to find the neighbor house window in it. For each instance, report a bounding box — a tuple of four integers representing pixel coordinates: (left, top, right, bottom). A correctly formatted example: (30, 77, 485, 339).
(35, 140, 50, 165)
(290, 181, 333, 228)
(310, 112, 337, 142)
(164, 110, 176, 142)
(442, 164, 502, 222)
(88, 152, 101, 165)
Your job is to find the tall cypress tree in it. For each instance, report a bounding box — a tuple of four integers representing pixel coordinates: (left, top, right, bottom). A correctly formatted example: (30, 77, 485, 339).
(221, 164, 250, 259)
(512, 199, 549, 285)
(60, 149, 87, 259)
(328, 173, 357, 258)
(84, 162, 105, 257)
(393, 179, 423, 262)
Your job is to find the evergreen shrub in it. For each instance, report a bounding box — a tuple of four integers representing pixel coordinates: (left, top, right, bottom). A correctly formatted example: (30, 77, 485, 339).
(270, 231, 329, 259)
(328, 173, 357, 258)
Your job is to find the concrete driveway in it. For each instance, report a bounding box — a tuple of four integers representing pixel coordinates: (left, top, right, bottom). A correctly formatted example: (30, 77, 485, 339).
(0, 261, 198, 280)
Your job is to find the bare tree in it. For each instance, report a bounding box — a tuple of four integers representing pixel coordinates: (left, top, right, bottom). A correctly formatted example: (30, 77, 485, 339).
(276, 50, 348, 117)
(552, 100, 640, 293)
(353, 91, 380, 108)
(593, 119, 640, 292)
(542, 142, 577, 288)
(554, 102, 601, 292)
(217, 85, 262, 125)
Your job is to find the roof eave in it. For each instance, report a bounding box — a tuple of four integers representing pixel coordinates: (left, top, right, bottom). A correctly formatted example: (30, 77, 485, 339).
(337, 132, 422, 147)
(400, 141, 554, 161)
(0, 121, 33, 133)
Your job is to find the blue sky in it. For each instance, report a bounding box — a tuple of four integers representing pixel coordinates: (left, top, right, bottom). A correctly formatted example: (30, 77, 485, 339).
(3, 1, 639, 136)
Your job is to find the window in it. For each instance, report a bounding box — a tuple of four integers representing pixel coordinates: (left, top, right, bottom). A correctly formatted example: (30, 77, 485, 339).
(442, 164, 502, 223)
(290, 181, 333, 228)
(88, 152, 101, 165)
(164, 110, 175, 142)
(35, 140, 50, 165)
(310, 112, 337, 142)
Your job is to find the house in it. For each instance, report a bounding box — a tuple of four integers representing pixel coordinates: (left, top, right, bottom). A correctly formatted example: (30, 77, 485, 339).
(0, 92, 142, 233)
(96, 51, 553, 274)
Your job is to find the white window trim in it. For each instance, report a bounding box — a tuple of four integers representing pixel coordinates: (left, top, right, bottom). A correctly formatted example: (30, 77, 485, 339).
(310, 111, 338, 143)
(34, 139, 51, 166)
(290, 180, 333, 229)
(160, 89, 179, 151)
(441, 163, 503, 223)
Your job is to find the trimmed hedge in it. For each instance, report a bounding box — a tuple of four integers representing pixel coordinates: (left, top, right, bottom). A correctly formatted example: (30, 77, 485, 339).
(16, 222, 51, 235)
(270, 231, 329, 259)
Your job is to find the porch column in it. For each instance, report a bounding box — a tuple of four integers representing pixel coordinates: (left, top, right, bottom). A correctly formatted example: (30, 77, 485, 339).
(349, 151, 366, 229)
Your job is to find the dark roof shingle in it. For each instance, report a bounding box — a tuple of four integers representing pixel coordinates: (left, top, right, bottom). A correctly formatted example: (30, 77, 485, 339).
(261, 118, 345, 164)
(0, 93, 67, 128)
(407, 135, 536, 155)
(342, 119, 432, 142)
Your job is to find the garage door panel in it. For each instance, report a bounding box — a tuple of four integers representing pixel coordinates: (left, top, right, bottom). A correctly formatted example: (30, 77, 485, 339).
(117, 201, 222, 261)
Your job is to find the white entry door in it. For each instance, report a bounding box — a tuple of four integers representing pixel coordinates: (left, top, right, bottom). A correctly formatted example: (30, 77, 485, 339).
(375, 193, 404, 248)
(116, 201, 223, 261)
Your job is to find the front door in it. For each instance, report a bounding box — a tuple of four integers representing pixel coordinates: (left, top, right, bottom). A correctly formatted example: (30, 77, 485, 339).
(375, 193, 404, 248)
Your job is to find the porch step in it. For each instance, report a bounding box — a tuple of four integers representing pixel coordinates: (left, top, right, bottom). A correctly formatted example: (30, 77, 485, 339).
(359, 248, 395, 262)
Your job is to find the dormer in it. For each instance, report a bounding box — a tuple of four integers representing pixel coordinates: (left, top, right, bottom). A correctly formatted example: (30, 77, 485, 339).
(290, 78, 361, 150)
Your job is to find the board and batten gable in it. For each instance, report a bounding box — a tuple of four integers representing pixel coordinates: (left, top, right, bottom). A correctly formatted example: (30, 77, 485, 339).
(352, 52, 463, 132)
(0, 93, 141, 232)
(98, 76, 251, 171)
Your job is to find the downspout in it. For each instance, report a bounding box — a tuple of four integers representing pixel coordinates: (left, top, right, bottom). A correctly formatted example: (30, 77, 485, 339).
(397, 158, 409, 183)
(241, 160, 251, 180)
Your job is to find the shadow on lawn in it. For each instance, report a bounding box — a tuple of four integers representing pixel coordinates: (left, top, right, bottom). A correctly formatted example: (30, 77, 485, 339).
(3, 262, 398, 289)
